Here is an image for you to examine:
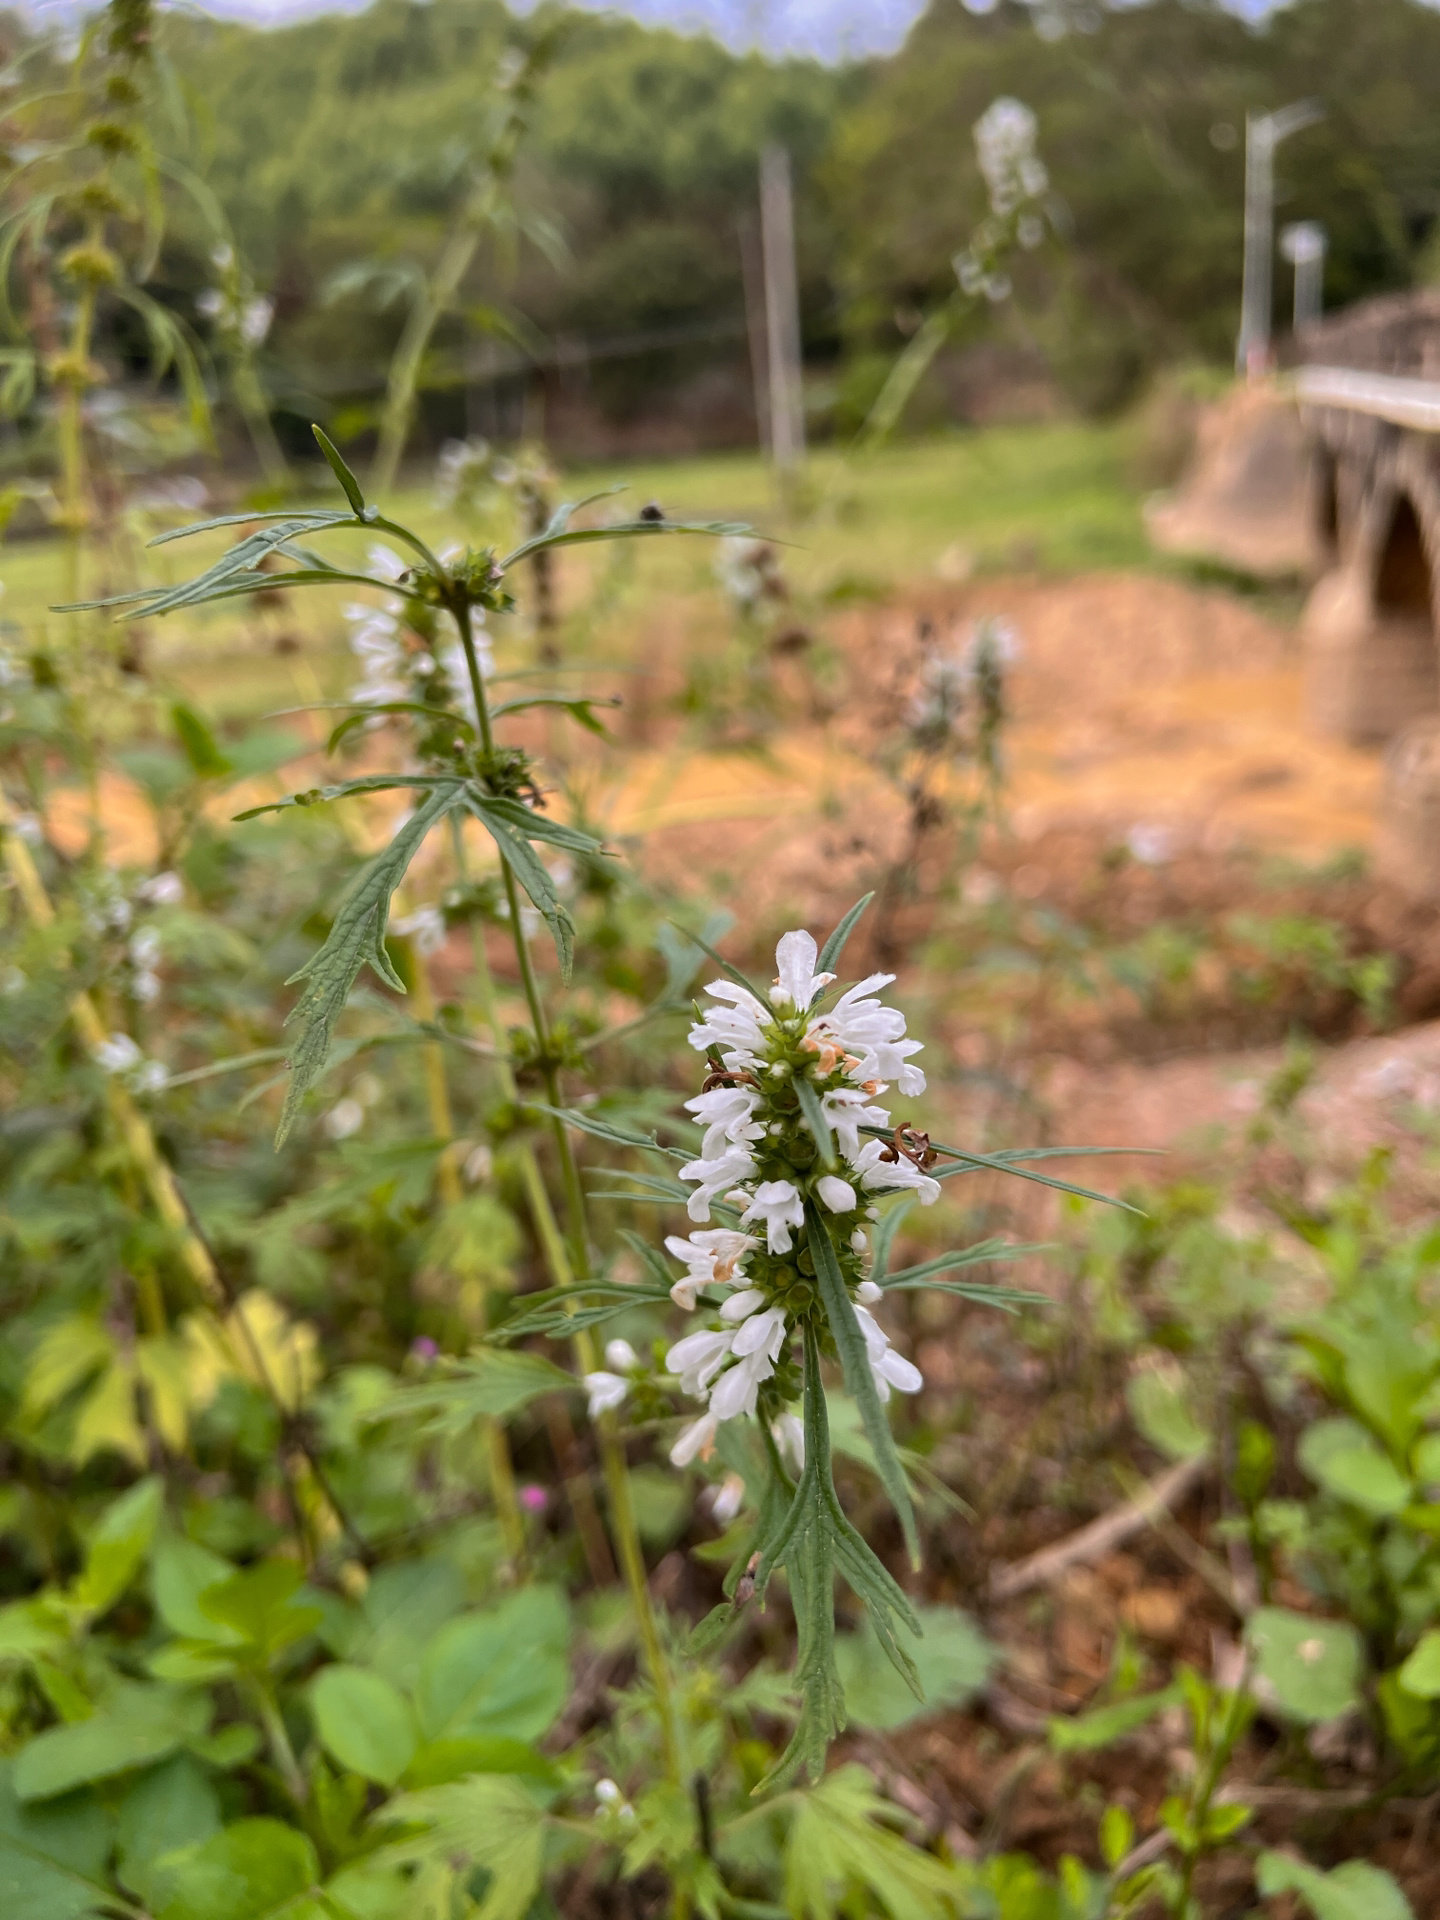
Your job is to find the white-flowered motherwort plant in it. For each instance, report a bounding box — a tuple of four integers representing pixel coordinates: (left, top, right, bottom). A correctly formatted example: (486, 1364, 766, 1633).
(557, 901, 1083, 1784)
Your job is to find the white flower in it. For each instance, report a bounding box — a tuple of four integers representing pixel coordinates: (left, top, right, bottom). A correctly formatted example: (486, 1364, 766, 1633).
(94, 1032, 141, 1074)
(12, 811, 42, 845)
(663, 1229, 757, 1309)
(605, 1339, 637, 1371)
(687, 981, 770, 1073)
(463, 1143, 494, 1184)
(772, 1411, 805, 1474)
(323, 1097, 365, 1141)
(710, 1472, 747, 1525)
(130, 928, 161, 970)
(133, 1060, 167, 1094)
(740, 1179, 805, 1254)
(711, 1307, 789, 1421)
(684, 1084, 764, 1160)
(858, 1280, 884, 1304)
(770, 929, 834, 1012)
(666, 1327, 735, 1398)
(671, 1410, 719, 1466)
(816, 1174, 857, 1213)
(855, 1304, 924, 1402)
(679, 1144, 758, 1223)
(719, 1287, 766, 1322)
(823, 1087, 892, 1160)
(137, 870, 183, 905)
(367, 543, 407, 583)
(392, 904, 446, 955)
(132, 971, 161, 1006)
(240, 296, 273, 347)
(584, 1371, 629, 1417)
(809, 975, 926, 1096)
(852, 1137, 941, 1206)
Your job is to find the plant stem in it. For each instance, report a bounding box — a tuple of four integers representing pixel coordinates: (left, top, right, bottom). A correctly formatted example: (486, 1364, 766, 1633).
(452, 596, 683, 1781)
(404, 931, 526, 1567)
(450, 816, 616, 1587)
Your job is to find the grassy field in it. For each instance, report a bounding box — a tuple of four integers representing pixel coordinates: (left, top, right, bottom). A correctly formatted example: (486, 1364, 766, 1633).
(2, 420, 1154, 725)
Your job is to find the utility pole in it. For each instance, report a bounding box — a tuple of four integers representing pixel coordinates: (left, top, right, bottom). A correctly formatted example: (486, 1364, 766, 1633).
(1281, 221, 1327, 333)
(759, 143, 806, 472)
(1236, 100, 1323, 378)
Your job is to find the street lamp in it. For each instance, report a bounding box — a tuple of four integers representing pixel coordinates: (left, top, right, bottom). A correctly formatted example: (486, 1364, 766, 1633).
(1280, 221, 1328, 333)
(1236, 100, 1324, 378)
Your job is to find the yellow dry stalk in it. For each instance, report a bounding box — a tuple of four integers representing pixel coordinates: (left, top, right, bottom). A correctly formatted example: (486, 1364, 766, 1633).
(0, 789, 221, 1302)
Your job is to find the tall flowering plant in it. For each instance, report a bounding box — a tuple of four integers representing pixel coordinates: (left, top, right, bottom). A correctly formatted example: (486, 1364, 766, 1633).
(65, 434, 1107, 1801)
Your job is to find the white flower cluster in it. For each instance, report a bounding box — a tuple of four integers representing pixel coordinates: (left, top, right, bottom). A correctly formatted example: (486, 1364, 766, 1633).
(714, 535, 784, 618)
(344, 543, 493, 722)
(973, 96, 1049, 219)
(905, 616, 1021, 744)
(93, 1032, 166, 1093)
(955, 96, 1050, 303)
(659, 930, 935, 1465)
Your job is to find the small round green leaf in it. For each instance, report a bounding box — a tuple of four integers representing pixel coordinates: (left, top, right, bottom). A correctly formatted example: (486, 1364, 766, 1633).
(311, 1665, 417, 1787)
(1247, 1606, 1364, 1724)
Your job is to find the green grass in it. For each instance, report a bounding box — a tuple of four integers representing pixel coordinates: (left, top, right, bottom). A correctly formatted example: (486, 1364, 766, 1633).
(1, 420, 1151, 727)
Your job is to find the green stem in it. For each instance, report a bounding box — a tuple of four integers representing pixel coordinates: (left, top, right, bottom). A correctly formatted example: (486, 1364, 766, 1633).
(253, 1676, 307, 1806)
(452, 596, 683, 1782)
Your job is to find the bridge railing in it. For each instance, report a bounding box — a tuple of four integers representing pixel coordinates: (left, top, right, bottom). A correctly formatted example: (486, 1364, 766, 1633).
(1297, 365, 1440, 432)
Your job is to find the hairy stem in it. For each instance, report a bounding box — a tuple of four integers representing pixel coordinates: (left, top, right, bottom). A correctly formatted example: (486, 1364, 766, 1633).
(452, 596, 682, 1780)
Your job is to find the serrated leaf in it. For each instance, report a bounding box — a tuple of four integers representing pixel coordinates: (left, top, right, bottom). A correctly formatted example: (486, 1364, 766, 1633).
(816, 893, 874, 978)
(781, 1764, 962, 1920)
(312, 423, 367, 514)
(468, 797, 574, 981)
(754, 1328, 920, 1790)
(152, 1818, 321, 1920)
(278, 783, 465, 1143)
(366, 1350, 574, 1432)
(807, 1204, 919, 1568)
(377, 1775, 548, 1920)
(836, 1603, 992, 1732)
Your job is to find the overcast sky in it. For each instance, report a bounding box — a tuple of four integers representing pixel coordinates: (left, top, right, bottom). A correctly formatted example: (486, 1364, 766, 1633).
(20, 0, 1339, 60)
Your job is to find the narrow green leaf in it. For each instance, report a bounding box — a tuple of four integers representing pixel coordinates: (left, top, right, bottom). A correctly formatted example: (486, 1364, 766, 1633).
(499, 513, 750, 573)
(476, 794, 608, 859)
(807, 1204, 919, 1568)
(883, 1241, 1053, 1286)
(794, 1077, 836, 1168)
(171, 703, 233, 780)
(867, 1198, 913, 1285)
(668, 920, 765, 1002)
(366, 1350, 575, 1433)
(525, 1103, 658, 1150)
(468, 798, 575, 981)
(147, 507, 352, 548)
(885, 1133, 1137, 1210)
(817, 893, 875, 978)
(234, 774, 457, 822)
(277, 784, 464, 1143)
(312, 423, 368, 515)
